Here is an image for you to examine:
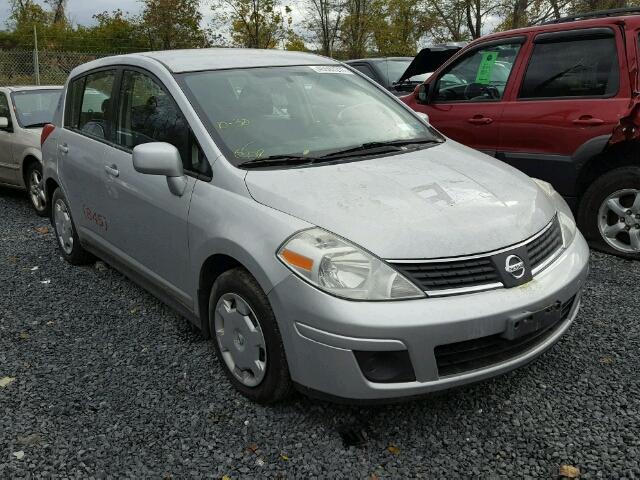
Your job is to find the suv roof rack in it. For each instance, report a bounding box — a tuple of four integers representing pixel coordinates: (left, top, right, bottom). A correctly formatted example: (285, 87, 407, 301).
(542, 6, 640, 25)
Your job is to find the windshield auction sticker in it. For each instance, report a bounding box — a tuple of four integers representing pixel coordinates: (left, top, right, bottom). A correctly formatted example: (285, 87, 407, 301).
(309, 65, 353, 74)
(475, 51, 499, 85)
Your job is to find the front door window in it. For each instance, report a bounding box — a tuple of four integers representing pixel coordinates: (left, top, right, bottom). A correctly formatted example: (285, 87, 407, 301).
(433, 42, 523, 102)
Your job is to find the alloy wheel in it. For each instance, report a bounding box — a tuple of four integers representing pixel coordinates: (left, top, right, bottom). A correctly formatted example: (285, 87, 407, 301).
(597, 188, 640, 254)
(53, 199, 74, 255)
(28, 168, 46, 211)
(214, 292, 267, 387)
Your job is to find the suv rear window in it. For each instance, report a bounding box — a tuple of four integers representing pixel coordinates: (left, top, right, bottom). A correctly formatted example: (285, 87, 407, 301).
(519, 36, 619, 99)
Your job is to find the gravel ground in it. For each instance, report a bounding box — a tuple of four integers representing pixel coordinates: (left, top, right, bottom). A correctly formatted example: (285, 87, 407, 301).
(1, 187, 639, 479)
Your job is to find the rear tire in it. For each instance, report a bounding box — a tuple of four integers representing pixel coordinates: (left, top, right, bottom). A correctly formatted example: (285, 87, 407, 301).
(578, 166, 640, 260)
(26, 162, 49, 217)
(208, 268, 292, 403)
(50, 188, 94, 265)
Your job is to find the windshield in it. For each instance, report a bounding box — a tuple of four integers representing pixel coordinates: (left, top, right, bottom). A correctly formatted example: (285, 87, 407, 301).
(178, 65, 440, 166)
(12, 89, 61, 127)
(386, 60, 430, 83)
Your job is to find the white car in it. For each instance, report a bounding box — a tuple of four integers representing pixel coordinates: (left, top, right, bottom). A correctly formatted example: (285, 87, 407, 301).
(0, 85, 63, 215)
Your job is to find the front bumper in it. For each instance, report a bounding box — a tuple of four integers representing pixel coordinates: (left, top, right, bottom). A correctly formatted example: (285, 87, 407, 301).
(268, 232, 590, 401)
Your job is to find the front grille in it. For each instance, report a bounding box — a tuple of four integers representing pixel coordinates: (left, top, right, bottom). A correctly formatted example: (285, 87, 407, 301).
(434, 295, 576, 377)
(527, 217, 563, 269)
(391, 257, 500, 291)
(390, 216, 563, 295)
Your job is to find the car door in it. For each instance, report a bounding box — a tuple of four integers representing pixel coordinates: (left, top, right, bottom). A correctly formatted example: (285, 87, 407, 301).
(100, 68, 207, 309)
(57, 69, 116, 231)
(0, 91, 19, 185)
(497, 27, 628, 199)
(411, 38, 526, 156)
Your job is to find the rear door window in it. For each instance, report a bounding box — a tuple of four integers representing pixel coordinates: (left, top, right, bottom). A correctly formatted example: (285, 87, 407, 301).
(433, 42, 523, 102)
(77, 70, 116, 140)
(519, 35, 619, 99)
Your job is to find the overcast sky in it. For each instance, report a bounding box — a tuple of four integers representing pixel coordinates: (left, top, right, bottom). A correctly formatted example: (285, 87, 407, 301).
(0, 0, 219, 29)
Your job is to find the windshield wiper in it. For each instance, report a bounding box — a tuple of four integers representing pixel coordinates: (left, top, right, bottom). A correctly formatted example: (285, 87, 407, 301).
(22, 122, 48, 128)
(239, 154, 315, 168)
(239, 138, 443, 168)
(318, 138, 443, 160)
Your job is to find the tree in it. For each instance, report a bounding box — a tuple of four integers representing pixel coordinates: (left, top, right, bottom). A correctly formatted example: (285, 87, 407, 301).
(339, 0, 379, 58)
(45, 0, 66, 24)
(423, 0, 469, 42)
(285, 31, 306, 50)
(215, 0, 292, 48)
(305, 0, 343, 57)
(465, 0, 497, 39)
(89, 9, 149, 52)
(140, 0, 207, 50)
(373, 0, 421, 56)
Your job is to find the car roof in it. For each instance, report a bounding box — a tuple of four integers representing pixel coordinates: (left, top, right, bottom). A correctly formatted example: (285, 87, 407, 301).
(474, 13, 640, 44)
(346, 57, 413, 63)
(71, 48, 338, 76)
(1, 85, 62, 92)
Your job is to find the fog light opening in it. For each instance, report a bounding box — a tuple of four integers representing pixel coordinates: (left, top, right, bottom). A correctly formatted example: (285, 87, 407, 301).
(354, 350, 416, 383)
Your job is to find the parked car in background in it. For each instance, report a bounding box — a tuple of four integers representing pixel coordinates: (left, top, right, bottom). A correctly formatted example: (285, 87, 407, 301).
(403, 8, 640, 259)
(346, 45, 463, 95)
(42, 49, 588, 404)
(0, 85, 63, 215)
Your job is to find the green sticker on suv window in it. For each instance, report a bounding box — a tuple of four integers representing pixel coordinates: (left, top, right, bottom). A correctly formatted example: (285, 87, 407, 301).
(475, 51, 499, 85)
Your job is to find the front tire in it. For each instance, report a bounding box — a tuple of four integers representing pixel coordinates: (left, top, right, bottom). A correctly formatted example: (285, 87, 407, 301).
(51, 188, 94, 265)
(578, 166, 640, 260)
(208, 268, 292, 403)
(26, 162, 49, 217)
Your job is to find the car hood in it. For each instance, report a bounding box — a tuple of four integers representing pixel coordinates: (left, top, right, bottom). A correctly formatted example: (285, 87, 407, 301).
(244, 141, 556, 259)
(396, 45, 463, 84)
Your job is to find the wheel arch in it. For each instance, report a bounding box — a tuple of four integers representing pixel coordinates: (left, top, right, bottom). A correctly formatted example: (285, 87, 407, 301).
(197, 253, 252, 339)
(576, 138, 640, 199)
(20, 153, 41, 188)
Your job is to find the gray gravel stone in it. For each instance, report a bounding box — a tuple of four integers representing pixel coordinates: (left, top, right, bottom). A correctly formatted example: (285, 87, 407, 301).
(1, 187, 639, 478)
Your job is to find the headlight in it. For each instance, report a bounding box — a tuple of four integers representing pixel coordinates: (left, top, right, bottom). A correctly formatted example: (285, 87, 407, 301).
(277, 228, 425, 300)
(533, 179, 576, 247)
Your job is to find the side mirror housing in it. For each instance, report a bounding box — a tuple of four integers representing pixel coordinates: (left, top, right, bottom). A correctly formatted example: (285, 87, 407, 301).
(416, 83, 432, 105)
(132, 142, 187, 196)
(0, 116, 9, 129)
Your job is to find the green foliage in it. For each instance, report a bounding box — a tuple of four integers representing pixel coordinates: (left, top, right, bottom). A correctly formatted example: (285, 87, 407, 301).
(140, 0, 206, 50)
(214, 0, 293, 48)
(285, 31, 307, 51)
(372, 0, 421, 56)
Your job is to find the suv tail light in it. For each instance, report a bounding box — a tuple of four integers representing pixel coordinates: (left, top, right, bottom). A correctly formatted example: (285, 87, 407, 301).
(41, 123, 55, 146)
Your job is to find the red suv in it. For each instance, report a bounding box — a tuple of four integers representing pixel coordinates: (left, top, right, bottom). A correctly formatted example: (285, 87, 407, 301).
(403, 8, 640, 260)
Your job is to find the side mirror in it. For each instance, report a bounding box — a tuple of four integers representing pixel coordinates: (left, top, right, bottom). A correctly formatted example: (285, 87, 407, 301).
(132, 142, 187, 196)
(0, 116, 9, 129)
(416, 84, 430, 105)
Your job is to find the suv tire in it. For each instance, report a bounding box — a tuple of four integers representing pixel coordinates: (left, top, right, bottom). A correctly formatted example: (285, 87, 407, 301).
(578, 166, 640, 260)
(208, 268, 292, 403)
(26, 162, 49, 217)
(51, 188, 94, 265)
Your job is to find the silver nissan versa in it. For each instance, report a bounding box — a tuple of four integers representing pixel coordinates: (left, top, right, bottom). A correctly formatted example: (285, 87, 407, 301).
(42, 49, 590, 403)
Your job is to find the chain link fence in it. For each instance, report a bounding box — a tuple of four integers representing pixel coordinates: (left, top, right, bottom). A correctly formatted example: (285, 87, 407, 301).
(0, 50, 119, 86)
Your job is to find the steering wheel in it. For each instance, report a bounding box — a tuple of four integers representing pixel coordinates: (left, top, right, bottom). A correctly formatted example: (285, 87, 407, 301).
(464, 83, 499, 100)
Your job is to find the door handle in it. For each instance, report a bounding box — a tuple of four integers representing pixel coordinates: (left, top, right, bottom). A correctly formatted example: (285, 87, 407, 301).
(104, 164, 119, 177)
(59, 144, 69, 154)
(572, 116, 604, 126)
(467, 116, 493, 125)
